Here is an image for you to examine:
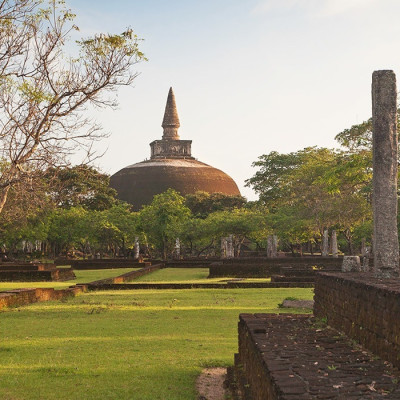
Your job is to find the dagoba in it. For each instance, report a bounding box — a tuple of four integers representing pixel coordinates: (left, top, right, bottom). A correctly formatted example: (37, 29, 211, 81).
(110, 88, 240, 210)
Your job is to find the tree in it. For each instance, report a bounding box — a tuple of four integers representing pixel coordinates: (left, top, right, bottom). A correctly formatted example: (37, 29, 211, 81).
(245, 150, 306, 210)
(185, 191, 247, 218)
(45, 165, 118, 211)
(246, 147, 372, 254)
(335, 118, 372, 152)
(94, 203, 138, 255)
(0, 169, 54, 253)
(0, 0, 145, 214)
(47, 207, 90, 256)
(203, 209, 268, 256)
(138, 189, 191, 259)
(178, 209, 268, 257)
(335, 110, 400, 153)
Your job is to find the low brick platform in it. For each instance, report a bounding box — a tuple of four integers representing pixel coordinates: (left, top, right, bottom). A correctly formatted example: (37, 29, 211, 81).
(0, 267, 75, 282)
(233, 313, 400, 399)
(0, 285, 87, 310)
(0, 262, 56, 271)
(71, 259, 151, 269)
(88, 264, 163, 286)
(165, 259, 217, 268)
(209, 257, 342, 278)
(87, 282, 314, 290)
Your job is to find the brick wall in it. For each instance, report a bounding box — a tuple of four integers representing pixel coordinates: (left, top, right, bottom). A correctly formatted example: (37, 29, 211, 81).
(0, 263, 56, 271)
(0, 268, 75, 282)
(70, 259, 151, 269)
(0, 285, 87, 310)
(165, 260, 216, 268)
(314, 272, 400, 368)
(236, 314, 281, 399)
(88, 264, 163, 286)
(209, 257, 342, 278)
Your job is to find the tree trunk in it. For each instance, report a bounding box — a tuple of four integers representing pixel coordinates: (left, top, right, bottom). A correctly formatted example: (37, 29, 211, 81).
(0, 187, 10, 215)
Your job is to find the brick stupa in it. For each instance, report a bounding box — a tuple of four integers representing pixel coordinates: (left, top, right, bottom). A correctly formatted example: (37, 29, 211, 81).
(110, 88, 240, 210)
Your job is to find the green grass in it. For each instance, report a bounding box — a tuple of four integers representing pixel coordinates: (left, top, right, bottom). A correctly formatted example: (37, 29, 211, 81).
(134, 268, 270, 283)
(0, 268, 139, 292)
(0, 287, 314, 400)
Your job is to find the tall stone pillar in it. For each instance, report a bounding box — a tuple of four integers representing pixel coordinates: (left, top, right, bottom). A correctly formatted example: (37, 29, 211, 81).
(331, 230, 338, 258)
(321, 229, 329, 257)
(134, 237, 140, 260)
(372, 70, 399, 278)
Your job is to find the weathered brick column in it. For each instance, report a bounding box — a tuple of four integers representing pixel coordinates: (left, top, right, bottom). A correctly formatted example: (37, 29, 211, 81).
(372, 70, 399, 278)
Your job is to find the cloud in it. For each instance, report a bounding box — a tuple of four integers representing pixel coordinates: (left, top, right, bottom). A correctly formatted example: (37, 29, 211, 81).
(251, 0, 378, 17)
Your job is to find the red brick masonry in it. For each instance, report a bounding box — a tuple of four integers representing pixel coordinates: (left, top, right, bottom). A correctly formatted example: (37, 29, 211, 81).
(0, 285, 87, 310)
(314, 272, 400, 369)
(234, 313, 400, 399)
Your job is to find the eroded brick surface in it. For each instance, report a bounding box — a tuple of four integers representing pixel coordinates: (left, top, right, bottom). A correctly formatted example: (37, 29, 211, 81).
(314, 272, 400, 369)
(235, 313, 400, 399)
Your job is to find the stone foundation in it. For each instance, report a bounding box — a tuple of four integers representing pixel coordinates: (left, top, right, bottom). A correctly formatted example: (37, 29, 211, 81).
(88, 282, 314, 290)
(209, 257, 342, 278)
(71, 259, 151, 269)
(314, 272, 400, 368)
(165, 259, 217, 268)
(0, 285, 87, 310)
(233, 313, 400, 399)
(88, 264, 163, 285)
(0, 266, 75, 282)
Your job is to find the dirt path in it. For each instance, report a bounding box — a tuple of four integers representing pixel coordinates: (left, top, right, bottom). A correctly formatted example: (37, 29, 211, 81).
(196, 367, 228, 400)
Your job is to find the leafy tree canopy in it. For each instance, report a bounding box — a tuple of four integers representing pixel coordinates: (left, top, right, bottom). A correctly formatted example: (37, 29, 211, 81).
(138, 189, 192, 259)
(46, 165, 118, 211)
(185, 191, 246, 218)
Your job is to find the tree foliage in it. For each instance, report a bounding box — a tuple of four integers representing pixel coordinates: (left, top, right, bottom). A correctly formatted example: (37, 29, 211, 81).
(137, 189, 191, 259)
(0, 0, 145, 214)
(185, 191, 247, 218)
(246, 146, 372, 253)
(46, 165, 118, 210)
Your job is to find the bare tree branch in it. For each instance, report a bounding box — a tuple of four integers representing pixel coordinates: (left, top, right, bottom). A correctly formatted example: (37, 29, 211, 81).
(0, 0, 145, 213)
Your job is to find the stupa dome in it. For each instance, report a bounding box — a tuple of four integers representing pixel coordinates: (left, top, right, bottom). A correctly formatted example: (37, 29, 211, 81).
(110, 88, 240, 210)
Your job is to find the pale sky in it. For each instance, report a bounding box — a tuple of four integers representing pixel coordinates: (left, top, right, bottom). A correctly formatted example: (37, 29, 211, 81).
(68, 0, 400, 200)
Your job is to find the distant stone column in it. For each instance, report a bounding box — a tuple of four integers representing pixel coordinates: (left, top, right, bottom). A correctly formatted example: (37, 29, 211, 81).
(226, 235, 234, 258)
(362, 247, 370, 272)
(331, 230, 338, 258)
(372, 70, 399, 278)
(321, 229, 329, 257)
(134, 237, 140, 260)
(360, 238, 367, 257)
(266, 236, 273, 258)
(221, 237, 227, 259)
(175, 238, 181, 259)
(272, 235, 278, 258)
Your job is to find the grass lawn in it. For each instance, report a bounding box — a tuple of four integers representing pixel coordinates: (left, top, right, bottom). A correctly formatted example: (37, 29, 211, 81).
(0, 287, 313, 400)
(134, 267, 270, 283)
(0, 268, 139, 292)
